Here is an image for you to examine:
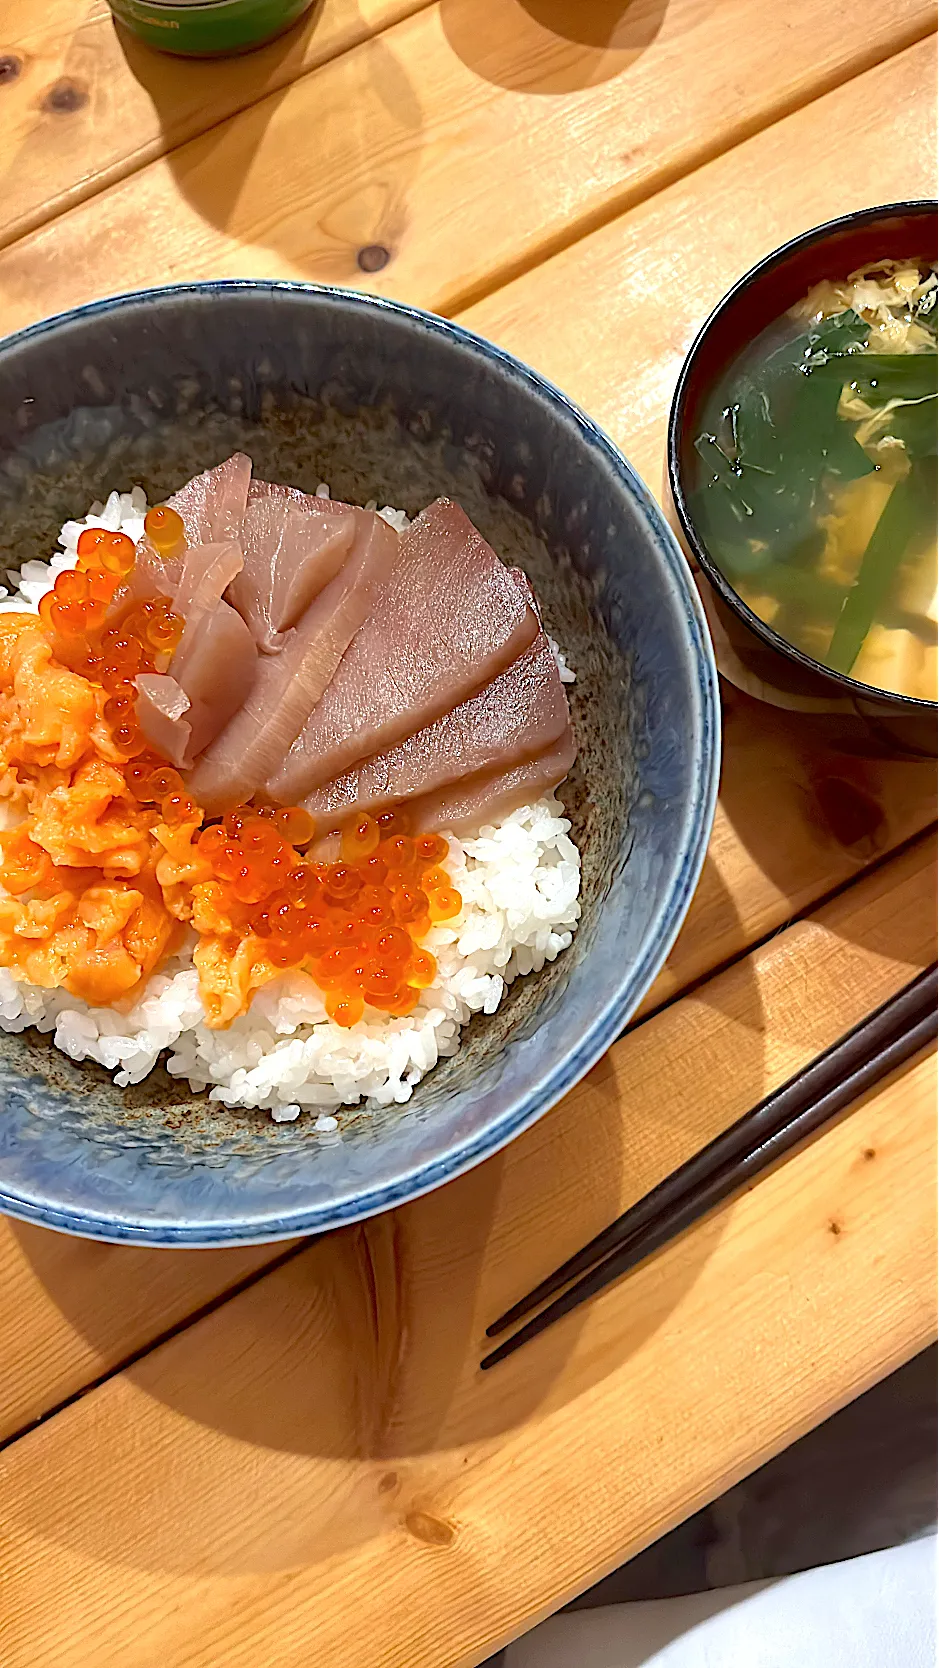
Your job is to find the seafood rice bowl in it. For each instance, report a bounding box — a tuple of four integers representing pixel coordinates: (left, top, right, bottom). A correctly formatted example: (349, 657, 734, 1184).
(0, 465, 582, 1124)
(0, 280, 719, 1247)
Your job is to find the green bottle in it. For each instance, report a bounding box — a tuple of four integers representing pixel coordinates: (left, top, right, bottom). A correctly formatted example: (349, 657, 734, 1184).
(107, 0, 316, 56)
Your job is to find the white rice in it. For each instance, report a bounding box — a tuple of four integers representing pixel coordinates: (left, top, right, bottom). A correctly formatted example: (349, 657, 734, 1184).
(0, 486, 581, 1121)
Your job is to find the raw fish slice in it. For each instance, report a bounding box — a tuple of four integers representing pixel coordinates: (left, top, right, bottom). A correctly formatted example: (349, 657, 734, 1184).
(401, 731, 576, 836)
(509, 567, 541, 620)
(134, 542, 256, 767)
(173, 540, 245, 621)
(135, 599, 258, 770)
(246, 479, 314, 507)
(188, 509, 401, 813)
(303, 634, 571, 826)
(120, 541, 183, 608)
(120, 453, 250, 610)
(112, 534, 184, 616)
(271, 508, 355, 633)
(228, 495, 356, 652)
(117, 533, 243, 619)
(135, 674, 193, 769)
(170, 601, 259, 765)
(270, 499, 539, 803)
(167, 453, 252, 547)
(121, 459, 252, 611)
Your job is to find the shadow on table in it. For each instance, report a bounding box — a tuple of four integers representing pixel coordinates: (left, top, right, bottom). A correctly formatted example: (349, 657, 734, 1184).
(8, 875, 758, 1578)
(717, 680, 937, 911)
(0, 1, 320, 248)
(439, 0, 676, 96)
(112, 0, 709, 284)
(114, 5, 424, 290)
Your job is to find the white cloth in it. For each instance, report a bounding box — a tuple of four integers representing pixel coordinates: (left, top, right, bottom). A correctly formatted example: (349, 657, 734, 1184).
(506, 1536, 936, 1668)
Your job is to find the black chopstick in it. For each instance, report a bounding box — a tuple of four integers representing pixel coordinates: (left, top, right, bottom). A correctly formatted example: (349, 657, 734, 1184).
(487, 963, 937, 1338)
(480, 963, 937, 1370)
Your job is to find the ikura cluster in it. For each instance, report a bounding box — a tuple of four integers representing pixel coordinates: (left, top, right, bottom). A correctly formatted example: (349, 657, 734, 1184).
(38, 507, 186, 761)
(12, 505, 465, 1030)
(197, 806, 463, 1026)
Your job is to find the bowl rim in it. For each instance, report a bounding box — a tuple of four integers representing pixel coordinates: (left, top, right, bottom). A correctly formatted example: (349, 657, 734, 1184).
(0, 279, 721, 1246)
(667, 199, 939, 714)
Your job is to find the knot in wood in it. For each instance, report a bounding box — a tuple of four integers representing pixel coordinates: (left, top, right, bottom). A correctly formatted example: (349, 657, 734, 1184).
(357, 244, 391, 274)
(404, 1510, 457, 1548)
(42, 79, 88, 115)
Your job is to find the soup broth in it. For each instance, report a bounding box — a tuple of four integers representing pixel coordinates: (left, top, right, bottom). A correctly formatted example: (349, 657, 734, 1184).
(692, 259, 937, 702)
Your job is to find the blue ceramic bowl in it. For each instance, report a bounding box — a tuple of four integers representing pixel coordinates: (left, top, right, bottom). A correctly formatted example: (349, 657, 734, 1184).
(0, 283, 719, 1246)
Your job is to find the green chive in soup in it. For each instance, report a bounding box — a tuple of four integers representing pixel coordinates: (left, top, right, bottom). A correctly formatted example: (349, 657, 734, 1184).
(692, 259, 937, 702)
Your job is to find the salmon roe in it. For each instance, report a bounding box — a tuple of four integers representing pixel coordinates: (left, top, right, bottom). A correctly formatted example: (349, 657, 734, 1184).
(144, 504, 186, 558)
(195, 807, 462, 1026)
(31, 522, 462, 1029)
(40, 522, 185, 765)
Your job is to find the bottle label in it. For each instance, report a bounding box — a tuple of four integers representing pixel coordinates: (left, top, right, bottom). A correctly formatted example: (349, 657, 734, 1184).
(108, 0, 313, 54)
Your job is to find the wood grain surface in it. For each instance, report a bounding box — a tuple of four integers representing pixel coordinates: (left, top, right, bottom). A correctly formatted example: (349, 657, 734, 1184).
(0, 9, 936, 1663)
(459, 40, 937, 495)
(0, 0, 431, 247)
(1, 833, 934, 1668)
(0, 0, 933, 331)
(0, 1231, 302, 1443)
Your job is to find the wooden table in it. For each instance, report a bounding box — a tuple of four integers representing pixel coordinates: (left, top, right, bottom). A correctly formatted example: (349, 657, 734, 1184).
(0, 5, 936, 1664)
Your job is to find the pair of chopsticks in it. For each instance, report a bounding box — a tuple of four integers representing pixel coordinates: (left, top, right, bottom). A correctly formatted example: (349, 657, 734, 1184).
(481, 963, 937, 1370)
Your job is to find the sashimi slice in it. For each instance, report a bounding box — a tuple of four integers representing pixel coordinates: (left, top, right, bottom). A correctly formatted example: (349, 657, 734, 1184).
(114, 533, 184, 615)
(269, 499, 539, 803)
(170, 602, 259, 765)
(118, 541, 183, 610)
(121, 457, 252, 610)
(167, 453, 252, 547)
(188, 509, 401, 813)
(135, 674, 193, 768)
(228, 491, 356, 652)
(133, 540, 259, 767)
(402, 732, 576, 836)
(173, 539, 245, 622)
(246, 479, 310, 507)
(135, 602, 258, 770)
(302, 634, 571, 826)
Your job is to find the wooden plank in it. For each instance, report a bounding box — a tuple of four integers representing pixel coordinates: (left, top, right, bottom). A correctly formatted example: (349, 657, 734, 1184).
(1, 833, 933, 1668)
(0, 1228, 302, 1443)
(462, 42, 939, 1011)
(0, 0, 932, 332)
(642, 686, 936, 1013)
(0, 0, 432, 248)
(459, 38, 938, 511)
